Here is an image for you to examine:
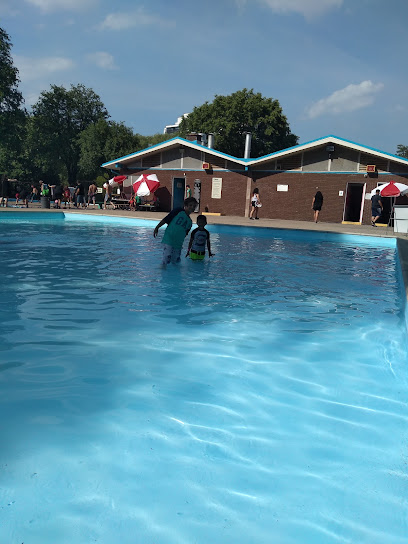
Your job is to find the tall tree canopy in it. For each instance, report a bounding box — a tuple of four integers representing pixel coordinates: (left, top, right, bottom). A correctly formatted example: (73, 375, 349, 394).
(78, 119, 141, 181)
(179, 88, 298, 158)
(0, 27, 24, 128)
(396, 145, 408, 159)
(31, 84, 108, 183)
(0, 27, 26, 176)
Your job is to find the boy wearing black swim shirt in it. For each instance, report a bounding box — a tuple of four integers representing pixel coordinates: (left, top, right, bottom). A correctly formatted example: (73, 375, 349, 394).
(186, 215, 214, 260)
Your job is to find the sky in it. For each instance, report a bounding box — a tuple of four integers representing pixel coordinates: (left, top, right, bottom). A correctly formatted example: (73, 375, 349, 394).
(1, 0, 408, 155)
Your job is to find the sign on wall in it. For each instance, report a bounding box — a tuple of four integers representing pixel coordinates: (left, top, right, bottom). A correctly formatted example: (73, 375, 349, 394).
(211, 177, 222, 199)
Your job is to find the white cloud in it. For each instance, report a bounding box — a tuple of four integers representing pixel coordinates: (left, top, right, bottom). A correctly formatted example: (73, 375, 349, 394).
(24, 0, 97, 12)
(305, 81, 384, 119)
(13, 55, 75, 82)
(238, 0, 343, 20)
(100, 7, 171, 30)
(86, 51, 117, 70)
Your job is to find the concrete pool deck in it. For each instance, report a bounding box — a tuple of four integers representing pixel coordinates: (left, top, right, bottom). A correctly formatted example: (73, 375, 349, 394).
(1, 205, 408, 302)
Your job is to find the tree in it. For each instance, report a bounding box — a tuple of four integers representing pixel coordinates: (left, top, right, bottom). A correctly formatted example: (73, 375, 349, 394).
(0, 27, 26, 176)
(31, 84, 108, 183)
(0, 27, 25, 137)
(179, 88, 298, 158)
(137, 132, 175, 149)
(396, 145, 408, 159)
(79, 119, 141, 181)
(10, 115, 62, 185)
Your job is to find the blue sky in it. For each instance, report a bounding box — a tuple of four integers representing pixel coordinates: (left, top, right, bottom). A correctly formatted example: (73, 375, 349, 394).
(1, 0, 407, 154)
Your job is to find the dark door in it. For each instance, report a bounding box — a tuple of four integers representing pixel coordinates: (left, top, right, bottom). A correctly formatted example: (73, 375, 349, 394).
(172, 177, 185, 209)
(343, 183, 365, 223)
(193, 179, 201, 212)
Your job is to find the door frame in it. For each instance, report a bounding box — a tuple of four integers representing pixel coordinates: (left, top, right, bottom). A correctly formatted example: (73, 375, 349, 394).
(342, 182, 366, 224)
(172, 177, 186, 209)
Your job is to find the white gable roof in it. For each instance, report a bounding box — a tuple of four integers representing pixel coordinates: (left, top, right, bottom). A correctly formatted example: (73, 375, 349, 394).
(102, 136, 248, 170)
(102, 134, 408, 170)
(248, 135, 408, 167)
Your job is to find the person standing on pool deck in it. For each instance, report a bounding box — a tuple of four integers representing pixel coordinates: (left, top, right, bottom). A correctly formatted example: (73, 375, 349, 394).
(153, 197, 197, 267)
(186, 214, 215, 260)
(103, 182, 112, 209)
(75, 181, 86, 208)
(185, 184, 192, 198)
(0, 177, 9, 207)
(249, 188, 261, 220)
(371, 189, 383, 227)
(88, 182, 98, 208)
(312, 190, 323, 223)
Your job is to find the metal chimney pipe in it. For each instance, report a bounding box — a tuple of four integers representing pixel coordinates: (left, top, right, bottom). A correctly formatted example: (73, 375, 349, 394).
(244, 132, 252, 159)
(207, 133, 214, 149)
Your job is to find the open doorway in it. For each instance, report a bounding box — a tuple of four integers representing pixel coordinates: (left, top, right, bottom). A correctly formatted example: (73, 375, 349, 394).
(343, 182, 366, 223)
(172, 177, 185, 209)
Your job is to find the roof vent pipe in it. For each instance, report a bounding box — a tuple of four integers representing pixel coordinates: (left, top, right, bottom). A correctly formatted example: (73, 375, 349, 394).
(244, 132, 252, 159)
(208, 133, 214, 149)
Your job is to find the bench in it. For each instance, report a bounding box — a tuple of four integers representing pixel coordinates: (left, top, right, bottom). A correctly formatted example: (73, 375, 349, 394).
(138, 204, 159, 212)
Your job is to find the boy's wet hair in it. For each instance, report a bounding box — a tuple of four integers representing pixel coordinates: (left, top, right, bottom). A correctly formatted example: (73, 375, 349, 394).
(196, 214, 207, 225)
(184, 196, 198, 206)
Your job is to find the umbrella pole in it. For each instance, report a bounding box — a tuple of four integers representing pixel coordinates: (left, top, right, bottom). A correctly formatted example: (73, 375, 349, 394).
(387, 196, 396, 230)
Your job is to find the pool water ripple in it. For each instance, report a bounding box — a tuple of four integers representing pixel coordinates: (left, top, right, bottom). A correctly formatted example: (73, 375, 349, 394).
(0, 218, 407, 543)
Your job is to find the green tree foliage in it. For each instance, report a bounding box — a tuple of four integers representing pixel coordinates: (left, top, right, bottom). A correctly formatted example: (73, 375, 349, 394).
(79, 119, 141, 182)
(0, 27, 25, 136)
(396, 145, 408, 159)
(179, 88, 298, 158)
(0, 27, 26, 177)
(31, 84, 108, 183)
(137, 132, 175, 149)
(11, 116, 61, 184)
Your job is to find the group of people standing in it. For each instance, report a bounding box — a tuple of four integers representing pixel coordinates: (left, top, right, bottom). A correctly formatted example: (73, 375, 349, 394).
(249, 187, 324, 223)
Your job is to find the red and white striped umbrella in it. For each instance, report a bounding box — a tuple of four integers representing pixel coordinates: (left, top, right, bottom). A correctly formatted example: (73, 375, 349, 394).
(133, 174, 160, 197)
(109, 175, 127, 187)
(370, 181, 408, 197)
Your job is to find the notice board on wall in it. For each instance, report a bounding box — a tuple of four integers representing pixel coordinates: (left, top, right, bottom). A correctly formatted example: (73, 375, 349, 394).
(211, 178, 222, 199)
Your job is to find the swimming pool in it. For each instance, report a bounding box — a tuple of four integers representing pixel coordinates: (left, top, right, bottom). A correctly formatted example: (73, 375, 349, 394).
(0, 212, 407, 544)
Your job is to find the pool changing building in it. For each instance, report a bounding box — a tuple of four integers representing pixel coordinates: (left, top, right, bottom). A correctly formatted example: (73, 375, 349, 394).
(102, 134, 408, 224)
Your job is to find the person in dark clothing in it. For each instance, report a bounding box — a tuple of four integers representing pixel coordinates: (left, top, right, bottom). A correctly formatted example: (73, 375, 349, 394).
(312, 190, 323, 223)
(19, 187, 30, 208)
(75, 181, 86, 208)
(53, 185, 63, 208)
(371, 189, 383, 227)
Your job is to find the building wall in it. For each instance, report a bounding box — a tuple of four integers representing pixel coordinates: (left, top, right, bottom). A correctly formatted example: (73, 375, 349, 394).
(330, 148, 359, 171)
(303, 148, 330, 171)
(252, 172, 408, 223)
(120, 167, 408, 224)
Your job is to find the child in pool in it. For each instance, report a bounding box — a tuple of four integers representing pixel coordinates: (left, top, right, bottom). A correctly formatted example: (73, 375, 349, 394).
(153, 197, 198, 267)
(186, 214, 215, 260)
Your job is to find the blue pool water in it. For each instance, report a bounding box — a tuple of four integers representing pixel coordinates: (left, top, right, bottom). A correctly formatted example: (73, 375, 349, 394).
(0, 213, 407, 544)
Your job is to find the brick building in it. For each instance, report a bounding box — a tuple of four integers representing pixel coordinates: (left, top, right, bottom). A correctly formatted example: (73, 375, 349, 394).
(102, 134, 408, 224)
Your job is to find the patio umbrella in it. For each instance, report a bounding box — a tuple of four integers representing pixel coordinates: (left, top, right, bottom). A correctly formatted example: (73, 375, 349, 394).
(108, 175, 127, 187)
(133, 173, 160, 197)
(370, 181, 408, 197)
(370, 181, 408, 227)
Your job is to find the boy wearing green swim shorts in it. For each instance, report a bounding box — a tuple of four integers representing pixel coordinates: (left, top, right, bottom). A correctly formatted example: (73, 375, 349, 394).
(153, 197, 197, 266)
(186, 214, 215, 260)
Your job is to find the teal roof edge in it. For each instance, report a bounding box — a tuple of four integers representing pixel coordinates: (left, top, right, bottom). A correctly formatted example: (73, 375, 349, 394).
(102, 134, 408, 168)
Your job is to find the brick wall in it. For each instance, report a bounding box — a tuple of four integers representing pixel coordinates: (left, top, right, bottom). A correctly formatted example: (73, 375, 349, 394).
(125, 169, 408, 224)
